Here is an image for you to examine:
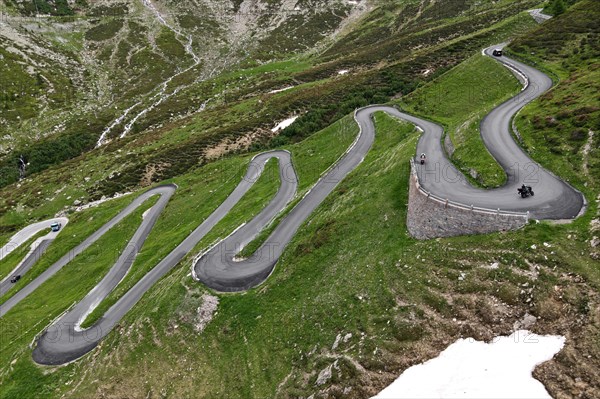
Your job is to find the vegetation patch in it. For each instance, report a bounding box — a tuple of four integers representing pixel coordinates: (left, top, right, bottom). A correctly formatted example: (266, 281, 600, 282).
(85, 19, 124, 42)
(399, 54, 523, 187)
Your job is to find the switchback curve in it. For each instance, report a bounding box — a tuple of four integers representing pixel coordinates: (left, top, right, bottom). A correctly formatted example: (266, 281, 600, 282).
(0, 46, 585, 366)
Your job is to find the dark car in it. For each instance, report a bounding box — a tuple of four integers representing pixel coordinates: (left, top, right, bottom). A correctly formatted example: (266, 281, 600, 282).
(492, 49, 503, 57)
(10, 275, 21, 283)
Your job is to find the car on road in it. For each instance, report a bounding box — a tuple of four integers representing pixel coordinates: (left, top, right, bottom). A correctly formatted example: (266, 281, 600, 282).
(50, 222, 62, 232)
(492, 49, 503, 57)
(10, 275, 21, 283)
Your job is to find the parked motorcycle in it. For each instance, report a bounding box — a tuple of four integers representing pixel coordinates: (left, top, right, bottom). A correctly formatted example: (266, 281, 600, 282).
(517, 184, 534, 198)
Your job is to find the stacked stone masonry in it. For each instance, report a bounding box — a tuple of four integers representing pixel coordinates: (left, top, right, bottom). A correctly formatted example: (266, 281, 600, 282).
(407, 174, 527, 240)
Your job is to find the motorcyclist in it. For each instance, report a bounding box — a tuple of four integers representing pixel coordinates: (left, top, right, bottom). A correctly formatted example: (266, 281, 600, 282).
(518, 183, 534, 198)
(420, 153, 426, 165)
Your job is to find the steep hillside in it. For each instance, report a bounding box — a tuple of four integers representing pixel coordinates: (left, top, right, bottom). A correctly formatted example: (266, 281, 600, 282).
(0, 0, 538, 219)
(0, 0, 364, 183)
(0, 1, 598, 398)
(507, 0, 599, 190)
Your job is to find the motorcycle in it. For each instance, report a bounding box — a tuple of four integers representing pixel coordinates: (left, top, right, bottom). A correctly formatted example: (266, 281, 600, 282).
(517, 185, 534, 198)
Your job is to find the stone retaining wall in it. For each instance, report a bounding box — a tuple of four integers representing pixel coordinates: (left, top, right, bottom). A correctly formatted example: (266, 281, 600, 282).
(407, 174, 528, 240)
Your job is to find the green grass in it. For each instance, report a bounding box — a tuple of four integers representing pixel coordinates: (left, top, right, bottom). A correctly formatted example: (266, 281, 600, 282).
(156, 26, 188, 61)
(0, 111, 598, 399)
(507, 0, 600, 193)
(0, 195, 158, 305)
(84, 19, 124, 42)
(80, 113, 357, 327)
(398, 54, 523, 187)
(1, 2, 598, 397)
(79, 157, 283, 328)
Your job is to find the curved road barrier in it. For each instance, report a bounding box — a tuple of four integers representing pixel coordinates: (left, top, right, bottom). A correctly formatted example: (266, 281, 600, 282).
(0, 46, 585, 365)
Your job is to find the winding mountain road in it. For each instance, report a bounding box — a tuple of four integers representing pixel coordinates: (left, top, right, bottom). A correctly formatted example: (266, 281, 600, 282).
(0, 46, 584, 365)
(0, 217, 68, 295)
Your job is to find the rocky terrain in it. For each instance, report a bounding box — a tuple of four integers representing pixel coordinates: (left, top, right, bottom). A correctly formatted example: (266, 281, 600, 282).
(0, 0, 365, 152)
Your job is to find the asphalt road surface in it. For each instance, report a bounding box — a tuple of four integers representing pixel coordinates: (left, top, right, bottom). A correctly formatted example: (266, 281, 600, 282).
(26, 152, 294, 365)
(0, 47, 584, 365)
(0, 239, 52, 296)
(0, 217, 68, 261)
(0, 217, 68, 294)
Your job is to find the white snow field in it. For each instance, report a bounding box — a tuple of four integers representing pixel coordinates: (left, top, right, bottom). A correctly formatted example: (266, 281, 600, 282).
(374, 330, 565, 399)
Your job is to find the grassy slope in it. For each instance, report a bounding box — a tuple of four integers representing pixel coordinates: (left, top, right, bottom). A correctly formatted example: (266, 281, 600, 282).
(3, 112, 595, 399)
(398, 54, 523, 187)
(507, 0, 600, 193)
(0, 87, 598, 398)
(1, 2, 598, 399)
(0, 0, 538, 199)
(0, 114, 357, 397)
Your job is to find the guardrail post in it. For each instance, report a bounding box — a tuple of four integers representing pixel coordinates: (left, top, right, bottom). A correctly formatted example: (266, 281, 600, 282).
(445, 199, 448, 208)
(526, 211, 529, 221)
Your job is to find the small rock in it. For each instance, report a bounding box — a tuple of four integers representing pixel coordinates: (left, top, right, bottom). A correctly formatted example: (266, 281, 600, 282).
(316, 363, 333, 386)
(530, 244, 537, 250)
(522, 313, 537, 329)
(590, 237, 599, 248)
(73, 200, 82, 206)
(332, 334, 342, 350)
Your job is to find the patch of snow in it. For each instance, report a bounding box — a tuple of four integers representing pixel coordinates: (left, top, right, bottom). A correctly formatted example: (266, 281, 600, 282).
(338, 69, 349, 75)
(373, 330, 565, 399)
(268, 86, 294, 94)
(271, 116, 299, 132)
